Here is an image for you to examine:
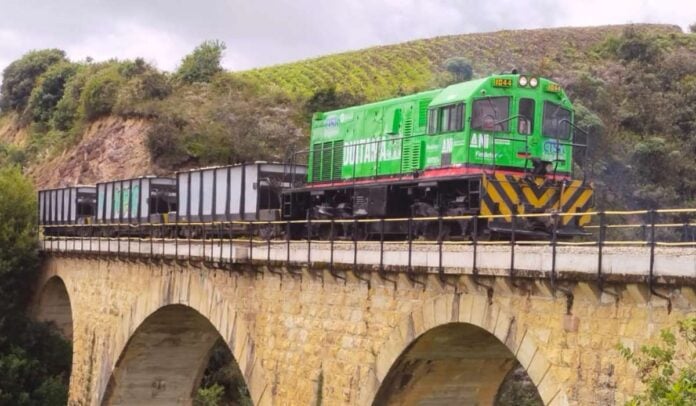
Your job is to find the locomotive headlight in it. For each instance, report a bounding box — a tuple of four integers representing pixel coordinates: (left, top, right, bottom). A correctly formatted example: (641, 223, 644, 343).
(529, 77, 539, 88)
(518, 75, 528, 87)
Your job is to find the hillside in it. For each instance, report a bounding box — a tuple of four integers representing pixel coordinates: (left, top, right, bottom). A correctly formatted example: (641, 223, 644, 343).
(0, 23, 695, 211)
(234, 24, 680, 99)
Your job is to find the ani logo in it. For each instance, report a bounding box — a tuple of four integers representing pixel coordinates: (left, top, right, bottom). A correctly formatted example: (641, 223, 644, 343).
(470, 133, 490, 149)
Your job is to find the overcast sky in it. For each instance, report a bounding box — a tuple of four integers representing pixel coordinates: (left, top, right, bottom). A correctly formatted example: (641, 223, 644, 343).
(0, 0, 694, 74)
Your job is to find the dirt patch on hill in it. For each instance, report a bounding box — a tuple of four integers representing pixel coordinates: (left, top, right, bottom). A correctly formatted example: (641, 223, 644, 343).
(29, 117, 162, 189)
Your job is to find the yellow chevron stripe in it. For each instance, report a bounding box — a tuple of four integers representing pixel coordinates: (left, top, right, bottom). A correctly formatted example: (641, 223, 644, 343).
(499, 179, 520, 205)
(561, 181, 588, 209)
(524, 184, 557, 208)
(485, 181, 513, 219)
(562, 189, 593, 225)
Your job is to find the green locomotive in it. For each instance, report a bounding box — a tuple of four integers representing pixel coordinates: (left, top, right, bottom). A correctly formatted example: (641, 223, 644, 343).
(285, 73, 593, 238)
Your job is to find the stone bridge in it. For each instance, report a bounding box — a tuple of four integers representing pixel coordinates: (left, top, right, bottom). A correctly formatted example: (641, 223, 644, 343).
(32, 238, 696, 405)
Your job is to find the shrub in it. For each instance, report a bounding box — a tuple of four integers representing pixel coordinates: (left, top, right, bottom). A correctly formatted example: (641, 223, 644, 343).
(619, 317, 696, 405)
(303, 87, 365, 120)
(616, 27, 661, 63)
(0, 49, 67, 112)
(114, 68, 172, 118)
(194, 384, 224, 406)
(443, 57, 474, 82)
(26, 62, 79, 124)
(176, 40, 226, 84)
(51, 66, 89, 131)
(80, 66, 124, 120)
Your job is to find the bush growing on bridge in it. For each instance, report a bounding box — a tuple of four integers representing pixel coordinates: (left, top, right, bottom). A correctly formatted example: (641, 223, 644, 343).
(619, 317, 696, 405)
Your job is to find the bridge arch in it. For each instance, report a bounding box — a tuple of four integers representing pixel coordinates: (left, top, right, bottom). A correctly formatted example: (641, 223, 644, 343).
(34, 276, 73, 340)
(369, 293, 569, 405)
(103, 304, 248, 405)
(92, 266, 270, 406)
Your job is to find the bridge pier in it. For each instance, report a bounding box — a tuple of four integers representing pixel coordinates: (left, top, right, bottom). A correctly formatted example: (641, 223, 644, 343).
(33, 253, 695, 405)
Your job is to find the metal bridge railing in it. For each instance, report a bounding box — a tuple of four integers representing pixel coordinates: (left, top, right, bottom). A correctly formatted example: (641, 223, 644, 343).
(40, 208, 696, 300)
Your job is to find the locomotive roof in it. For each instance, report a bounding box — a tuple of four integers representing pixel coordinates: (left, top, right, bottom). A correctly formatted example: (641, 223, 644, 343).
(429, 78, 487, 107)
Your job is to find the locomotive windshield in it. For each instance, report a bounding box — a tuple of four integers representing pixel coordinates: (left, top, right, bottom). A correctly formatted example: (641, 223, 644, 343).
(472, 97, 510, 132)
(542, 101, 572, 139)
(518, 98, 535, 135)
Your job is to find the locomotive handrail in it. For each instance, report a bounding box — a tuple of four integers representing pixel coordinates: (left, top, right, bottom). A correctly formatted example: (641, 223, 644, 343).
(488, 114, 531, 174)
(558, 118, 590, 181)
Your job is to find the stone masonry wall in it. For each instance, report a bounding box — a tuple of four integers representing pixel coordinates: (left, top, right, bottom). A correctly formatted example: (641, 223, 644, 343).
(36, 256, 695, 405)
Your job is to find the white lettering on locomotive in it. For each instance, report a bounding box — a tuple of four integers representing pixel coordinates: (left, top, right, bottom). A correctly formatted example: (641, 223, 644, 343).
(342, 137, 402, 166)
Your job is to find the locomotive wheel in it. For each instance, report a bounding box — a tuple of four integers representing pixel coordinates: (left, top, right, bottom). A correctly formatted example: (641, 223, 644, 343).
(424, 222, 451, 241)
(257, 224, 277, 240)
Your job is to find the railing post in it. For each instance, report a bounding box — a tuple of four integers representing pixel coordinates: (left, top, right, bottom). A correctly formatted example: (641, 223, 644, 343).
(266, 221, 272, 266)
(438, 214, 444, 283)
(379, 218, 385, 275)
(352, 218, 358, 274)
(202, 224, 207, 263)
(407, 215, 413, 273)
(249, 222, 254, 264)
(228, 222, 233, 267)
(510, 213, 516, 282)
(597, 211, 606, 290)
(551, 213, 559, 293)
(330, 218, 335, 275)
(306, 212, 312, 269)
(648, 209, 656, 294)
(472, 215, 478, 276)
(286, 220, 291, 265)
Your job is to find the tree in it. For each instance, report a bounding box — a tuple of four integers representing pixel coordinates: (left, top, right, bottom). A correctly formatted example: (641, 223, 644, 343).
(0, 49, 67, 112)
(27, 62, 79, 123)
(0, 166, 71, 405)
(619, 317, 696, 405)
(689, 23, 696, 34)
(303, 87, 365, 121)
(176, 40, 226, 84)
(443, 57, 474, 82)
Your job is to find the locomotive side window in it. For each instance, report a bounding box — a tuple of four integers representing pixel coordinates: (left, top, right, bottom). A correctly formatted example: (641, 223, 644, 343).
(427, 109, 438, 134)
(472, 97, 510, 132)
(518, 98, 535, 135)
(542, 101, 572, 139)
(438, 103, 464, 133)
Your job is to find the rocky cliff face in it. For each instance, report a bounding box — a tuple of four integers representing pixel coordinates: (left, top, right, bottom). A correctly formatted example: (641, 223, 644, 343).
(28, 117, 157, 189)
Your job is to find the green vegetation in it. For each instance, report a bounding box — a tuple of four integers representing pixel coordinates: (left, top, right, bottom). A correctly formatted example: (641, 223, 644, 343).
(195, 339, 252, 406)
(0, 24, 695, 212)
(0, 49, 67, 113)
(443, 57, 474, 82)
(176, 40, 226, 84)
(619, 317, 696, 405)
(0, 166, 71, 404)
(495, 364, 543, 406)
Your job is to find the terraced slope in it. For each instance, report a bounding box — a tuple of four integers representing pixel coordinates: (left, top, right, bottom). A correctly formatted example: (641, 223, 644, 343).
(234, 24, 680, 100)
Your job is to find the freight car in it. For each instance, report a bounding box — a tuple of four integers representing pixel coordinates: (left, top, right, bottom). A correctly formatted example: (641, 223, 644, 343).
(38, 186, 97, 236)
(282, 73, 594, 239)
(175, 162, 306, 237)
(95, 176, 177, 236)
(39, 163, 306, 238)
